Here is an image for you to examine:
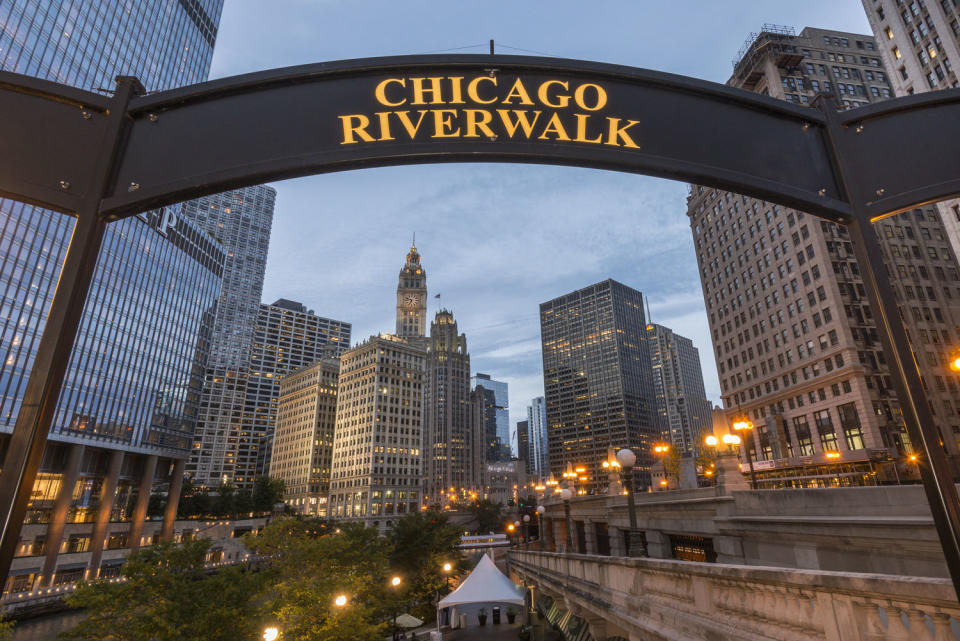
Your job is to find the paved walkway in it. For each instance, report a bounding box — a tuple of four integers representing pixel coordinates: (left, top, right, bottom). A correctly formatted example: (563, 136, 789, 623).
(395, 620, 561, 641)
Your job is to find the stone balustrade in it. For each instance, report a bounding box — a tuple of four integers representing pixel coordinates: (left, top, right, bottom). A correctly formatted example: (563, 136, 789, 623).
(509, 549, 960, 641)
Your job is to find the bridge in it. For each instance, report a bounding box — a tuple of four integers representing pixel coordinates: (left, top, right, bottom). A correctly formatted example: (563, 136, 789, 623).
(504, 459, 960, 640)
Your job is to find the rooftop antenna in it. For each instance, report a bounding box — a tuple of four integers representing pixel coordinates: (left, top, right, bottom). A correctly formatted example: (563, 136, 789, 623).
(490, 39, 494, 55)
(645, 295, 654, 327)
(412, 231, 416, 247)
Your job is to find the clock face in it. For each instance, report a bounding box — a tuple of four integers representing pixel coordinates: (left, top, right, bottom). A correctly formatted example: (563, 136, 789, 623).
(403, 293, 419, 308)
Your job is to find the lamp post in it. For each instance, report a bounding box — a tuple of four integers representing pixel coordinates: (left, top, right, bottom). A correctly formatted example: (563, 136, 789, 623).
(732, 417, 758, 489)
(616, 448, 646, 557)
(390, 575, 402, 641)
(536, 505, 545, 551)
(522, 514, 530, 546)
(560, 488, 573, 553)
(437, 561, 452, 636)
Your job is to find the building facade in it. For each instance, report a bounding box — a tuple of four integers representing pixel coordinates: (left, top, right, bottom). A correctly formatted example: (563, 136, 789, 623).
(0, 0, 228, 592)
(516, 420, 530, 474)
(860, 0, 960, 276)
(539, 280, 659, 492)
(247, 299, 351, 476)
(270, 358, 340, 517)
(184, 186, 277, 489)
(527, 396, 549, 479)
(327, 335, 424, 531)
(472, 373, 510, 462)
(422, 310, 479, 506)
(647, 323, 713, 453)
(689, 25, 960, 485)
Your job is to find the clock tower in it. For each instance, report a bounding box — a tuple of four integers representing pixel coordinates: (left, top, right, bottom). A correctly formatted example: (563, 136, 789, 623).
(396, 240, 427, 339)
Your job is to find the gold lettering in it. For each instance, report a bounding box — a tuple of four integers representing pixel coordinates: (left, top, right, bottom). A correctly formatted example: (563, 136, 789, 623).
(502, 78, 535, 105)
(606, 118, 641, 148)
(538, 80, 570, 108)
(468, 76, 498, 104)
(573, 113, 602, 143)
(432, 109, 461, 138)
(375, 78, 406, 106)
(497, 109, 541, 138)
(339, 114, 376, 144)
(538, 112, 572, 141)
(574, 83, 607, 111)
(394, 110, 429, 139)
(464, 109, 496, 138)
(411, 77, 445, 105)
(376, 112, 394, 141)
(448, 76, 465, 104)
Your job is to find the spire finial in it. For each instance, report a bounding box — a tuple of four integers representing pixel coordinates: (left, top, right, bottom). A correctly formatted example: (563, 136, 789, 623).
(412, 231, 416, 248)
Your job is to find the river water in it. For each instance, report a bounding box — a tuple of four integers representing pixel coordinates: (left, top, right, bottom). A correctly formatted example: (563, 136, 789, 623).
(11, 610, 86, 641)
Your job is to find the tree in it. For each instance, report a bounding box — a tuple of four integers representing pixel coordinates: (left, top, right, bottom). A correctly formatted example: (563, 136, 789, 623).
(251, 475, 286, 512)
(245, 518, 390, 641)
(387, 512, 466, 621)
(467, 498, 503, 534)
(62, 540, 264, 641)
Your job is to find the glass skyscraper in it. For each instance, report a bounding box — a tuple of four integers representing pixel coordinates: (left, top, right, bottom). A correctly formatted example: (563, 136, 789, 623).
(540, 280, 659, 492)
(0, 0, 231, 591)
(472, 373, 510, 462)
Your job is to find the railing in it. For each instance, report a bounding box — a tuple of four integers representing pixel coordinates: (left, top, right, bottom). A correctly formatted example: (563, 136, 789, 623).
(510, 550, 960, 641)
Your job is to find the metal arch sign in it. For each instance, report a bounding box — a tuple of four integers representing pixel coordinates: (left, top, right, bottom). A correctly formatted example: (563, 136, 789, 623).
(2, 54, 958, 224)
(3, 54, 960, 597)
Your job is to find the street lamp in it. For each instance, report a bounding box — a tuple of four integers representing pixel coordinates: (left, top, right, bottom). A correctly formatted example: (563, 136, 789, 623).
(560, 488, 573, 553)
(523, 513, 530, 545)
(263, 627, 279, 641)
(334, 594, 347, 607)
(389, 576, 403, 641)
(615, 448, 646, 557)
(536, 505, 546, 551)
(732, 417, 758, 489)
(437, 562, 453, 636)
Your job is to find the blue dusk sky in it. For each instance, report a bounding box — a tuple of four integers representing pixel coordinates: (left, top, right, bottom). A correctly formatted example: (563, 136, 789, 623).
(207, 1, 873, 429)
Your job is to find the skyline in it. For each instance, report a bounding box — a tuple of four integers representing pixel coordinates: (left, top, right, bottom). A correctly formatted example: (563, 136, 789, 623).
(203, 1, 875, 427)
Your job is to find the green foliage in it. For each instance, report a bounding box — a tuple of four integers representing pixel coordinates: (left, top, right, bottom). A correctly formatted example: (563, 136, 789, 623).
(467, 498, 503, 533)
(387, 512, 466, 620)
(251, 475, 285, 512)
(62, 539, 264, 641)
(246, 518, 390, 641)
(663, 449, 682, 478)
(0, 614, 12, 641)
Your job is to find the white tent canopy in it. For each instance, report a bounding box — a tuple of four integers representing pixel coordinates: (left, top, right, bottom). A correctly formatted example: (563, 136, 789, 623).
(438, 553, 525, 608)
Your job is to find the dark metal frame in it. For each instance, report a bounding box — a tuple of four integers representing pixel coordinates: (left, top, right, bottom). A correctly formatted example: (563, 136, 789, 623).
(0, 55, 958, 597)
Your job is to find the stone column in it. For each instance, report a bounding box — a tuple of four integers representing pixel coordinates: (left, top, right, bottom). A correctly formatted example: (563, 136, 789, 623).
(161, 458, 185, 542)
(127, 454, 158, 554)
(583, 519, 598, 555)
(644, 529, 671, 559)
(716, 453, 749, 494)
(85, 450, 124, 580)
(552, 518, 565, 552)
(38, 444, 84, 587)
(608, 526, 625, 557)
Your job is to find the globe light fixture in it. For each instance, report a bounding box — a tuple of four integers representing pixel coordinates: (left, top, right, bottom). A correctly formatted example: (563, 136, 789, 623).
(391, 576, 402, 587)
(334, 594, 347, 607)
(263, 627, 280, 641)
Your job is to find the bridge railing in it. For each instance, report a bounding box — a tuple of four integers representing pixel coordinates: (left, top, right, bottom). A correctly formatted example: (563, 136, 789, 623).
(509, 549, 960, 641)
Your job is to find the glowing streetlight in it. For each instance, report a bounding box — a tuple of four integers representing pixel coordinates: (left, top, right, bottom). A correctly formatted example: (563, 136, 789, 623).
(334, 594, 347, 607)
(391, 575, 402, 587)
(731, 416, 757, 489)
(705, 435, 719, 447)
(263, 627, 280, 641)
(442, 562, 452, 573)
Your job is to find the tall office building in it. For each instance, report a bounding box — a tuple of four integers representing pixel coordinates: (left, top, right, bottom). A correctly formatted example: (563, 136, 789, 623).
(247, 299, 350, 477)
(472, 373, 510, 461)
(328, 335, 424, 531)
(860, 1, 960, 265)
(270, 357, 340, 517)
(0, 1, 229, 590)
(527, 397, 549, 479)
(539, 280, 658, 491)
(183, 187, 277, 489)
(515, 420, 530, 473)
(647, 323, 712, 453)
(422, 310, 479, 506)
(689, 26, 960, 485)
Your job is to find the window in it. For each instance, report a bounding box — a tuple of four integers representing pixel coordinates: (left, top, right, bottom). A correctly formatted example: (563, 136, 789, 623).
(815, 409, 839, 450)
(838, 402, 865, 450)
(793, 416, 815, 456)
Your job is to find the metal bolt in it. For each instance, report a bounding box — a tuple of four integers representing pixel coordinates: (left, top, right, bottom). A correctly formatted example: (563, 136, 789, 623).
(855, 124, 864, 134)
(81, 111, 91, 120)
(801, 122, 811, 132)
(818, 189, 826, 197)
(58, 181, 70, 190)
(485, 68, 498, 78)
(876, 188, 885, 197)
(148, 113, 158, 123)
(489, 134, 498, 141)
(128, 182, 140, 192)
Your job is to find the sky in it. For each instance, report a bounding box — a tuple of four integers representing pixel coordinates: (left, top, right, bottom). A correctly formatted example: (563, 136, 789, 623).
(207, 1, 874, 432)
